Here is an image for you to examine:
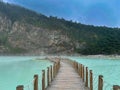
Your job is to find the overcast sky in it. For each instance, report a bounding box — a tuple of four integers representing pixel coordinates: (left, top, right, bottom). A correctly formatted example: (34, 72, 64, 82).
(3, 0, 120, 27)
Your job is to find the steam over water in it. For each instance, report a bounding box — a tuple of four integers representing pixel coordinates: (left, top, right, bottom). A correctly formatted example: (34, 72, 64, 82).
(0, 56, 120, 90)
(0, 56, 53, 90)
(69, 56, 120, 90)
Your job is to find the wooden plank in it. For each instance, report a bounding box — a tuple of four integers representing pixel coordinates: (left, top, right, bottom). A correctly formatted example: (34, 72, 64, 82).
(47, 61, 89, 90)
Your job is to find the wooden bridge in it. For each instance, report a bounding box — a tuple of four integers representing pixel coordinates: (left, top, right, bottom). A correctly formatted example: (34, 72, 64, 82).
(46, 60, 89, 90)
(16, 58, 120, 90)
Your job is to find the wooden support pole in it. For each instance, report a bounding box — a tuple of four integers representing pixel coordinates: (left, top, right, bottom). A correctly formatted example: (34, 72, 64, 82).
(113, 85, 120, 90)
(78, 64, 80, 75)
(57, 61, 59, 73)
(90, 70, 93, 90)
(55, 63, 56, 76)
(47, 67, 50, 86)
(85, 67, 88, 87)
(59, 60, 60, 69)
(98, 75, 103, 90)
(82, 65, 84, 82)
(55, 63, 57, 75)
(79, 64, 81, 76)
(74, 61, 76, 69)
(50, 65, 52, 81)
(53, 63, 56, 78)
(55, 63, 57, 76)
(75, 61, 77, 70)
(34, 75, 38, 90)
(76, 62, 77, 67)
(80, 64, 83, 78)
(73, 61, 75, 68)
(76, 62, 78, 71)
(58, 60, 60, 70)
(56, 62, 58, 73)
(77, 63, 79, 73)
(74, 61, 76, 68)
(16, 85, 24, 90)
(42, 70, 45, 90)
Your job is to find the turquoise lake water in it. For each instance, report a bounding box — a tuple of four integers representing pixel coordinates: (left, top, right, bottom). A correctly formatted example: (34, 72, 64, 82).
(1, 56, 120, 90)
(0, 56, 53, 90)
(68, 56, 120, 90)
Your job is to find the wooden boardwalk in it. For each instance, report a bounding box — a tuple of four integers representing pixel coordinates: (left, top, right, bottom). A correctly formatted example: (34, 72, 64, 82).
(46, 60, 89, 90)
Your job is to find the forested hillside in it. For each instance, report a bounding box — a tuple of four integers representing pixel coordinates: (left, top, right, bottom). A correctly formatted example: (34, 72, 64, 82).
(0, 1, 120, 55)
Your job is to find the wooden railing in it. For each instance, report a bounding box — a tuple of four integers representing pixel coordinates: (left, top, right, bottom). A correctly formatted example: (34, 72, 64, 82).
(72, 60, 120, 90)
(16, 59, 60, 90)
(16, 58, 120, 90)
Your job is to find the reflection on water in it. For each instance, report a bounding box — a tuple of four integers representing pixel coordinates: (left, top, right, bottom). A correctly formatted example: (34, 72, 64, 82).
(0, 56, 53, 90)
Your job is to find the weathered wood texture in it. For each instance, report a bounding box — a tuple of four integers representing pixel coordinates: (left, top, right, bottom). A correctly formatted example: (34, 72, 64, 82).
(47, 61, 89, 90)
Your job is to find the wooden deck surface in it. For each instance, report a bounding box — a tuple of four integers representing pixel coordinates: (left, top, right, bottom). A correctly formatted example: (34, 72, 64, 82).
(46, 61, 89, 90)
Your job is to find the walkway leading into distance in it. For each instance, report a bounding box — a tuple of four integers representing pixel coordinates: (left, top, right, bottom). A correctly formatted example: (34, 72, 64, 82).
(46, 60, 89, 90)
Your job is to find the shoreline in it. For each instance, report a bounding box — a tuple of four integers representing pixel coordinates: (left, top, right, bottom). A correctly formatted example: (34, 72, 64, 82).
(0, 54, 120, 59)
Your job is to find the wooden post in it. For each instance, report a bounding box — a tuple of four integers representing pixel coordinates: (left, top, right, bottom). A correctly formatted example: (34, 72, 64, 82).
(113, 85, 120, 90)
(75, 61, 77, 70)
(85, 67, 88, 87)
(80, 64, 83, 78)
(82, 65, 84, 82)
(57, 60, 60, 71)
(79, 64, 81, 76)
(16, 85, 24, 90)
(53, 63, 56, 78)
(34, 75, 38, 90)
(90, 70, 93, 90)
(56, 62, 58, 73)
(79, 64, 81, 77)
(58, 60, 60, 71)
(74, 61, 76, 69)
(42, 70, 45, 90)
(78, 63, 80, 73)
(55, 63, 57, 75)
(78, 64, 80, 75)
(50, 65, 52, 81)
(76, 62, 78, 71)
(74, 61, 76, 68)
(57, 62, 59, 71)
(58, 60, 60, 69)
(47, 67, 50, 86)
(73, 61, 75, 68)
(98, 75, 103, 90)
(54, 63, 57, 78)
